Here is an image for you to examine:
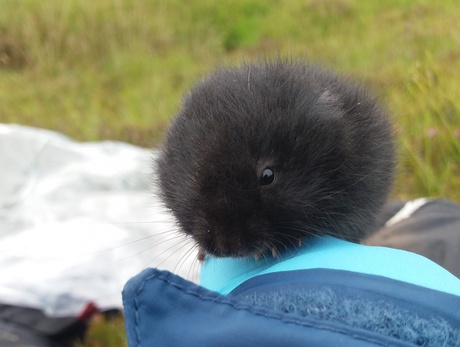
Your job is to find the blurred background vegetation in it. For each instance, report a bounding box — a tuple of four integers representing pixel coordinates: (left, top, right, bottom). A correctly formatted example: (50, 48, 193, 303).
(1, 0, 459, 345)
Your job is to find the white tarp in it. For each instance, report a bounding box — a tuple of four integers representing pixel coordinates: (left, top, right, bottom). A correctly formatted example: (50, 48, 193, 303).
(0, 124, 199, 317)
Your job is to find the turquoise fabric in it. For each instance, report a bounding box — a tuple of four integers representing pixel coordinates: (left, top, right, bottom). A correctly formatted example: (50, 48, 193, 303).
(200, 236, 460, 296)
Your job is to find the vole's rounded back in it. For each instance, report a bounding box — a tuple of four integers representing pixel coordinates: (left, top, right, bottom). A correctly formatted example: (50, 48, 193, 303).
(157, 60, 395, 258)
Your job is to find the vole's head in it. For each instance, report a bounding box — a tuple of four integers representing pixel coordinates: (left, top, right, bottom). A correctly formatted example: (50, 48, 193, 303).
(157, 60, 395, 258)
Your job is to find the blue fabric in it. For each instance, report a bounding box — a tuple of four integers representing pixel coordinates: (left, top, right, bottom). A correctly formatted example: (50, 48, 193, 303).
(122, 237, 460, 346)
(122, 267, 460, 347)
(229, 269, 460, 347)
(200, 236, 460, 295)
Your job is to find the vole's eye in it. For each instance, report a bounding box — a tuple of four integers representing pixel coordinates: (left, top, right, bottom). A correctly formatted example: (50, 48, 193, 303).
(260, 168, 274, 185)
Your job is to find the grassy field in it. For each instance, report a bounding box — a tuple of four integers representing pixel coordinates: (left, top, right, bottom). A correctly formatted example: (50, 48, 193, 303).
(1, 0, 460, 345)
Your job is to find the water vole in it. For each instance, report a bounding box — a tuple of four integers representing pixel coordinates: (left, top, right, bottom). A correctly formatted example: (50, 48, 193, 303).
(157, 60, 395, 258)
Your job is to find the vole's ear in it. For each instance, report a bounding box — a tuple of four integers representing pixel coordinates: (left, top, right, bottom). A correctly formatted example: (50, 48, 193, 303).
(318, 89, 340, 106)
(317, 89, 346, 118)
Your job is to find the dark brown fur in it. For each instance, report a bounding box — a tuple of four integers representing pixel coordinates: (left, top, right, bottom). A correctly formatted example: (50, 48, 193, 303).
(157, 60, 395, 258)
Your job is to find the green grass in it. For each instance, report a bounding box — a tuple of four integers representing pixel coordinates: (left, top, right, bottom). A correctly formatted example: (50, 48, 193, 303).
(1, 0, 460, 345)
(76, 315, 127, 347)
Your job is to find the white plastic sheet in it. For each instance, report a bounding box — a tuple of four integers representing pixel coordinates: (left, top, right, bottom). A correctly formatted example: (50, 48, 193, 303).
(0, 124, 199, 317)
